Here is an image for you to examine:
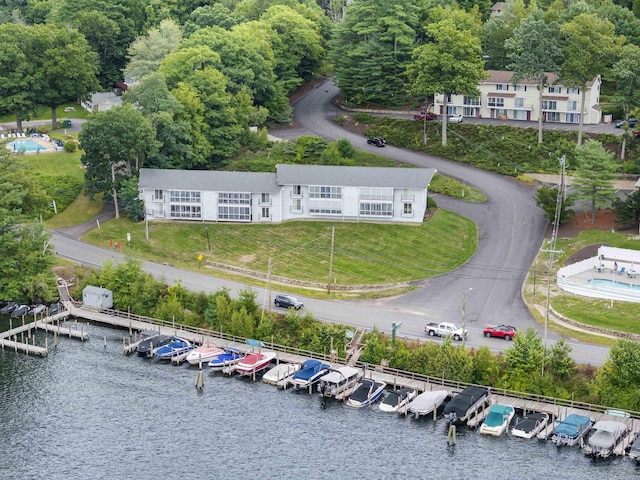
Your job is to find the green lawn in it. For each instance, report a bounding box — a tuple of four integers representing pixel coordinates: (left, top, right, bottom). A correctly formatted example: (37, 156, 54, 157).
(0, 103, 91, 123)
(24, 150, 84, 181)
(82, 209, 477, 287)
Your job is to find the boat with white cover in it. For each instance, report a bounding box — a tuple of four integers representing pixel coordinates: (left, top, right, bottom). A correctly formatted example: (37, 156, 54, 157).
(479, 404, 514, 437)
(551, 414, 593, 447)
(512, 412, 549, 439)
(185, 342, 226, 366)
(406, 390, 448, 418)
(379, 388, 417, 413)
(583, 421, 629, 458)
(317, 366, 362, 400)
(346, 379, 386, 408)
(263, 363, 301, 386)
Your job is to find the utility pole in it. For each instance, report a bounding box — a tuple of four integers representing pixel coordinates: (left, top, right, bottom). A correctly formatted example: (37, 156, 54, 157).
(462, 288, 472, 347)
(111, 163, 120, 219)
(327, 226, 335, 294)
(267, 257, 273, 312)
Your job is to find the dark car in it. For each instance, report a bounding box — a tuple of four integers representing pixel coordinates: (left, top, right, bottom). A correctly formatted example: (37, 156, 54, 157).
(483, 324, 517, 341)
(367, 137, 386, 147)
(274, 294, 303, 310)
(413, 112, 437, 121)
(615, 118, 637, 128)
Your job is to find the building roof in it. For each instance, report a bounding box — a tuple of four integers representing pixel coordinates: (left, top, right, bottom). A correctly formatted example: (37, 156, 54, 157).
(139, 168, 280, 193)
(90, 91, 122, 106)
(276, 164, 436, 189)
(482, 70, 600, 88)
(490, 2, 506, 12)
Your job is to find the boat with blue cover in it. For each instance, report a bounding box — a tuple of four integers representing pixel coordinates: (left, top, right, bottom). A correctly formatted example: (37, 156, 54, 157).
(551, 414, 594, 447)
(479, 404, 515, 437)
(346, 379, 387, 408)
(153, 336, 194, 359)
(208, 348, 245, 371)
(287, 359, 330, 390)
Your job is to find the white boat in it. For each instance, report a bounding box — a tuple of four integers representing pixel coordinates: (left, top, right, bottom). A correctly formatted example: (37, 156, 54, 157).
(235, 351, 277, 377)
(583, 421, 630, 458)
(317, 366, 362, 400)
(629, 433, 640, 461)
(379, 388, 417, 413)
(185, 342, 225, 366)
(153, 336, 194, 359)
(345, 379, 386, 408)
(512, 412, 549, 439)
(406, 390, 448, 418)
(479, 404, 515, 437)
(263, 363, 301, 386)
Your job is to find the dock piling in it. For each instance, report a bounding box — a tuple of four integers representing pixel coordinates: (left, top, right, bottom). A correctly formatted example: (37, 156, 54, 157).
(104, 334, 106, 349)
(447, 424, 457, 446)
(195, 366, 204, 390)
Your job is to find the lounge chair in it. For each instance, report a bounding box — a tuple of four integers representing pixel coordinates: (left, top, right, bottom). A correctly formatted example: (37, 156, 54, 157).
(19, 132, 25, 138)
(0, 134, 5, 140)
(618, 267, 626, 275)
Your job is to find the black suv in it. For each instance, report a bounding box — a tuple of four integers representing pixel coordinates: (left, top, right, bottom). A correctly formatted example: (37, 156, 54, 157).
(274, 294, 303, 310)
(367, 137, 386, 147)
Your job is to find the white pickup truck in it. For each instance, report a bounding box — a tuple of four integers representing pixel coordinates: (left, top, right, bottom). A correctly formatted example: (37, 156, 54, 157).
(424, 322, 468, 341)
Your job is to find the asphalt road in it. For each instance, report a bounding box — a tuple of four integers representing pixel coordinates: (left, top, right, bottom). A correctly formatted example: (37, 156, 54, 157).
(51, 79, 612, 366)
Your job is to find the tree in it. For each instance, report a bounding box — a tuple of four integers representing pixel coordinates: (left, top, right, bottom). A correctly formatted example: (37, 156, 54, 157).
(506, 10, 562, 144)
(547, 339, 575, 380)
(594, 340, 640, 410)
(119, 176, 144, 222)
(560, 14, 624, 145)
(572, 140, 618, 223)
(124, 19, 183, 82)
(612, 189, 640, 230)
(535, 184, 575, 224)
(407, 14, 486, 146)
(504, 327, 545, 391)
(80, 105, 158, 218)
(481, 0, 530, 70)
(611, 44, 640, 160)
(182, 4, 237, 37)
(30, 24, 100, 129)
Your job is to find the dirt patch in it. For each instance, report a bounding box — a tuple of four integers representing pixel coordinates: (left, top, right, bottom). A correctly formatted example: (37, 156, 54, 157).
(237, 254, 256, 264)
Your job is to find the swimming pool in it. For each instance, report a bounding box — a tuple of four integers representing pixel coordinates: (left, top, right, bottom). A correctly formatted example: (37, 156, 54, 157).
(7, 139, 47, 152)
(587, 278, 640, 291)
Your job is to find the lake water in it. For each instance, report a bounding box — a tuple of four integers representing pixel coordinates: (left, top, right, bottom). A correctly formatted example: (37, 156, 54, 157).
(0, 322, 637, 479)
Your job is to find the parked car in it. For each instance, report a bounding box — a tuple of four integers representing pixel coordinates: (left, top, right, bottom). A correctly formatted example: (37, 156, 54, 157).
(424, 322, 467, 341)
(483, 324, 517, 340)
(413, 112, 437, 121)
(449, 114, 464, 123)
(274, 294, 303, 310)
(632, 129, 640, 137)
(367, 137, 386, 147)
(615, 118, 637, 128)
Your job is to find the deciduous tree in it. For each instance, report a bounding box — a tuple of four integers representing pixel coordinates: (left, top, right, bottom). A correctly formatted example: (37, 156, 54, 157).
(611, 44, 640, 160)
(124, 19, 183, 82)
(504, 327, 545, 391)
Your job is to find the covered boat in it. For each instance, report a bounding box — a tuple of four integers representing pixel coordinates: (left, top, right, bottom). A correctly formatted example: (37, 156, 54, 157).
(345, 379, 386, 408)
(406, 390, 448, 418)
(208, 348, 245, 371)
(287, 359, 330, 390)
(185, 342, 225, 366)
(551, 414, 593, 447)
(11, 305, 29, 317)
(379, 388, 417, 413)
(629, 433, 640, 462)
(479, 404, 515, 437)
(511, 412, 549, 439)
(0, 302, 17, 314)
(47, 302, 64, 316)
(153, 336, 194, 359)
(317, 366, 362, 400)
(27, 304, 46, 316)
(137, 334, 172, 357)
(583, 421, 629, 458)
(235, 351, 277, 377)
(443, 386, 491, 424)
(263, 362, 301, 386)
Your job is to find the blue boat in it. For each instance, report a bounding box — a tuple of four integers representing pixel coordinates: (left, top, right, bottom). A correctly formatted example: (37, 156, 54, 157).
(551, 414, 594, 447)
(208, 348, 245, 371)
(152, 337, 193, 359)
(287, 359, 330, 390)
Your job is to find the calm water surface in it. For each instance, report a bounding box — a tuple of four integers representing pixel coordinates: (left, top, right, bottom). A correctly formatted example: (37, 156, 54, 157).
(0, 322, 637, 480)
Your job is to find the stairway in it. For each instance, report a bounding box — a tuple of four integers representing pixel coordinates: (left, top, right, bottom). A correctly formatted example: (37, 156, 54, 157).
(345, 327, 366, 366)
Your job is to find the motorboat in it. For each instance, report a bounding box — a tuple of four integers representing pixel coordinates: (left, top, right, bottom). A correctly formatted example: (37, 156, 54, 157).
(153, 336, 194, 359)
(511, 412, 549, 439)
(27, 304, 46, 316)
(235, 351, 277, 377)
(317, 366, 362, 400)
(1, 302, 17, 314)
(263, 362, 301, 386)
(137, 334, 172, 357)
(443, 386, 491, 424)
(345, 379, 386, 408)
(629, 433, 640, 462)
(406, 390, 448, 418)
(185, 342, 226, 366)
(479, 404, 515, 437)
(47, 302, 63, 315)
(583, 420, 629, 458)
(551, 414, 594, 447)
(11, 305, 29, 317)
(208, 348, 245, 371)
(287, 359, 330, 390)
(379, 387, 417, 413)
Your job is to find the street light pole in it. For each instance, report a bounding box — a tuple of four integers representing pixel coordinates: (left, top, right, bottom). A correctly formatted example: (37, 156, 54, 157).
(462, 288, 472, 347)
(205, 225, 211, 253)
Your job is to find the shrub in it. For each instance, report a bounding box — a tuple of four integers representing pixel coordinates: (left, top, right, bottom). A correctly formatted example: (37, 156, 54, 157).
(335, 138, 355, 158)
(63, 141, 77, 152)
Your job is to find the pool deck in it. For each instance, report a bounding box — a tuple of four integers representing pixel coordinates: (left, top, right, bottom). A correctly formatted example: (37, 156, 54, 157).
(4, 137, 55, 154)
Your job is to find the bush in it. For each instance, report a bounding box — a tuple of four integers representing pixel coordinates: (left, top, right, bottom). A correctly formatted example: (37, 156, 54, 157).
(39, 175, 82, 218)
(63, 141, 77, 152)
(335, 138, 355, 158)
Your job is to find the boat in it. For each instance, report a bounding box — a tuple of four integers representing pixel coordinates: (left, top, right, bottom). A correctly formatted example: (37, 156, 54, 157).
(263, 362, 301, 386)
(379, 387, 417, 413)
(479, 404, 515, 437)
(235, 351, 277, 377)
(185, 342, 226, 366)
(27, 304, 46, 316)
(208, 348, 245, 371)
(317, 366, 362, 400)
(153, 336, 194, 359)
(11, 305, 29, 317)
(47, 302, 63, 315)
(511, 412, 549, 439)
(443, 386, 491, 424)
(551, 414, 594, 447)
(137, 334, 172, 357)
(287, 359, 330, 390)
(629, 433, 640, 462)
(583, 420, 629, 458)
(405, 390, 448, 418)
(1, 302, 17, 314)
(345, 379, 387, 408)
